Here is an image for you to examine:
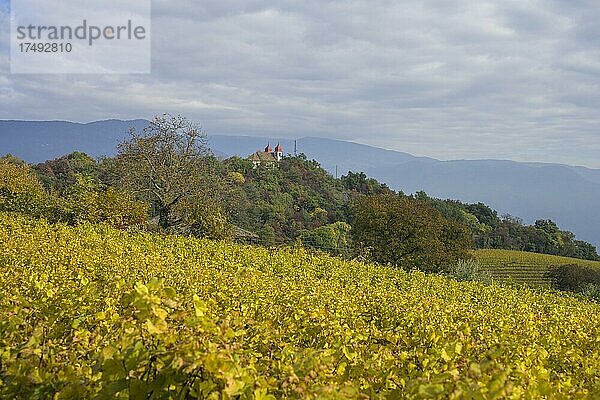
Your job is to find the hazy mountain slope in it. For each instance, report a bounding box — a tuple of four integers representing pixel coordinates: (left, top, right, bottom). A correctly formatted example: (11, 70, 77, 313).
(568, 166, 600, 185)
(0, 120, 231, 162)
(0, 120, 147, 163)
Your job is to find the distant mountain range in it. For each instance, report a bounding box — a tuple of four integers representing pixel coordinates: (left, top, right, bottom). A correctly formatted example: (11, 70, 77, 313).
(1, 119, 599, 249)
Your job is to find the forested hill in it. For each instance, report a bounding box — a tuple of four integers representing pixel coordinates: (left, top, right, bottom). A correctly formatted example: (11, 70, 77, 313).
(209, 135, 600, 251)
(26, 150, 600, 262)
(1, 119, 599, 250)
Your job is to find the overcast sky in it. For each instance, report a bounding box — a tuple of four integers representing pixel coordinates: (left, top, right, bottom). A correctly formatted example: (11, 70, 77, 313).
(1, 0, 600, 168)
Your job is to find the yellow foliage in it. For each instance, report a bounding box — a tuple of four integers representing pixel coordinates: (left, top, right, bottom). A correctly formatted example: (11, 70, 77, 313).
(74, 186, 149, 228)
(0, 160, 44, 195)
(228, 171, 246, 185)
(1, 213, 599, 398)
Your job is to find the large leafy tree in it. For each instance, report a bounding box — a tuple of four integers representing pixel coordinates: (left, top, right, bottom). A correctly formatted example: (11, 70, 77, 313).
(0, 158, 52, 218)
(34, 152, 99, 195)
(115, 114, 230, 238)
(298, 221, 352, 256)
(351, 194, 472, 272)
(340, 171, 391, 195)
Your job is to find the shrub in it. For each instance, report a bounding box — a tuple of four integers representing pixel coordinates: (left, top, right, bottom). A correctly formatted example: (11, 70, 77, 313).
(447, 259, 492, 284)
(579, 283, 600, 302)
(547, 264, 600, 292)
(2, 213, 600, 398)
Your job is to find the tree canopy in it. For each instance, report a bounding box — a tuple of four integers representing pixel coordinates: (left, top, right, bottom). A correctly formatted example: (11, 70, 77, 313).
(114, 114, 231, 239)
(351, 194, 472, 272)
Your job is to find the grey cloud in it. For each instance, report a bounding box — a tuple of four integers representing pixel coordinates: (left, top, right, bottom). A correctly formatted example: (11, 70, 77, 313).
(1, 0, 600, 167)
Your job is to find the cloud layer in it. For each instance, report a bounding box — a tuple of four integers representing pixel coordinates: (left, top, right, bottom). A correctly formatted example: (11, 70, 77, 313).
(1, 0, 600, 167)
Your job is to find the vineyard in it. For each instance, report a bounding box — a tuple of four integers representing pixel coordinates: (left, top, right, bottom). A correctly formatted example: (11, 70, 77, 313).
(1, 212, 600, 399)
(474, 249, 600, 287)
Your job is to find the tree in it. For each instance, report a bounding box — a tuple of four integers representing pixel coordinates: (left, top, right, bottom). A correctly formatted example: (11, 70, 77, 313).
(177, 199, 233, 240)
(534, 219, 564, 249)
(0, 159, 67, 222)
(351, 194, 472, 272)
(65, 175, 149, 229)
(34, 152, 99, 195)
(223, 154, 353, 244)
(0, 154, 27, 166)
(115, 114, 230, 238)
(341, 171, 390, 195)
(298, 221, 351, 256)
(465, 202, 499, 228)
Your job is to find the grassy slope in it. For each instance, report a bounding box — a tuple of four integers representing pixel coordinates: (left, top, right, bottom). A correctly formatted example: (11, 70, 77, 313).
(1, 213, 600, 398)
(474, 249, 600, 287)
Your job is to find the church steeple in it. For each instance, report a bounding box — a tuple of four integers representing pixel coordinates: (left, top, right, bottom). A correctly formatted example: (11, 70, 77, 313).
(274, 143, 283, 161)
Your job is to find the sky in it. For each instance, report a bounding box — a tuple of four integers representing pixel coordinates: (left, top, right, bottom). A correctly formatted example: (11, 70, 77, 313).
(1, 0, 600, 168)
